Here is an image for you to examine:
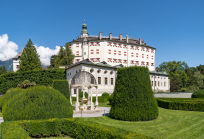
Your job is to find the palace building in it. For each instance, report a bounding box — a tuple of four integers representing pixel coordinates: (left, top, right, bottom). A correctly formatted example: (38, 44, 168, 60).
(12, 21, 170, 97)
(66, 22, 170, 96)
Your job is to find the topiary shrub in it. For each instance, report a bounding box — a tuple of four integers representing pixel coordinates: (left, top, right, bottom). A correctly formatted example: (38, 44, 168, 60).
(110, 66, 158, 121)
(52, 80, 70, 100)
(0, 88, 22, 111)
(191, 89, 204, 98)
(102, 92, 109, 97)
(17, 80, 36, 89)
(2, 85, 73, 121)
(109, 93, 114, 104)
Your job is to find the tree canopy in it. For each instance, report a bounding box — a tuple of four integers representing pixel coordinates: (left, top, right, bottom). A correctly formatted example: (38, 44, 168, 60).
(0, 65, 7, 76)
(18, 39, 42, 72)
(54, 43, 75, 69)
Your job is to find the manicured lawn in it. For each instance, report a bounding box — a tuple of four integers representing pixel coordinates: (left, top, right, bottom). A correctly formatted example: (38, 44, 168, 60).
(86, 107, 204, 139)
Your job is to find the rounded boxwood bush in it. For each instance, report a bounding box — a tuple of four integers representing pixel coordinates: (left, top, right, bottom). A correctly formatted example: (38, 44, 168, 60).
(2, 85, 73, 121)
(191, 89, 204, 98)
(102, 92, 109, 97)
(0, 88, 22, 111)
(110, 66, 158, 121)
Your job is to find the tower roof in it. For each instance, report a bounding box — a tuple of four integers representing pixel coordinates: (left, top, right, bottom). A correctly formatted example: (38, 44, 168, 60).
(81, 20, 88, 35)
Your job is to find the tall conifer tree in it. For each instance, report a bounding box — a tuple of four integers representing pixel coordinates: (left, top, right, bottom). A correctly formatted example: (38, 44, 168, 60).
(18, 39, 42, 72)
(0, 65, 7, 76)
(54, 43, 74, 68)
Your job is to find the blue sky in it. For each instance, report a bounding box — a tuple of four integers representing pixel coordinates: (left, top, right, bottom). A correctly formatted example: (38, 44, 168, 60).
(1, 0, 204, 67)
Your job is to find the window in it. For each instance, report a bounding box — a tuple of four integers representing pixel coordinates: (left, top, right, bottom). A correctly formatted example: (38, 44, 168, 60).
(76, 51, 79, 56)
(84, 52, 86, 55)
(142, 54, 144, 58)
(97, 58, 100, 62)
(155, 81, 156, 86)
(147, 55, 149, 59)
(124, 51, 127, 56)
(118, 59, 122, 63)
(110, 43, 113, 47)
(113, 59, 117, 63)
(141, 61, 145, 65)
(113, 43, 116, 47)
(108, 49, 111, 54)
(146, 62, 149, 66)
(91, 76, 95, 84)
(90, 68, 94, 73)
(116, 43, 119, 47)
(105, 77, 108, 85)
(97, 42, 100, 46)
(107, 42, 110, 46)
(16, 65, 19, 69)
(131, 52, 134, 57)
(96, 49, 99, 54)
(158, 81, 160, 86)
(114, 50, 116, 55)
(76, 43, 79, 47)
(120, 44, 122, 48)
(111, 78, 113, 85)
(135, 61, 139, 65)
(151, 63, 154, 66)
(74, 89, 76, 94)
(76, 70, 77, 73)
(91, 50, 94, 54)
(98, 77, 101, 84)
(91, 58, 94, 62)
(131, 60, 134, 64)
(152, 56, 154, 60)
(123, 60, 127, 64)
(136, 46, 139, 50)
(146, 48, 149, 52)
(108, 58, 112, 62)
(151, 81, 153, 86)
(118, 51, 121, 55)
(124, 45, 127, 49)
(164, 82, 166, 87)
(151, 49, 154, 53)
(136, 53, 138, 57)
(131, 46, 134, 49)
(161, 82, 162, 86)
(91, 42, 93, 46)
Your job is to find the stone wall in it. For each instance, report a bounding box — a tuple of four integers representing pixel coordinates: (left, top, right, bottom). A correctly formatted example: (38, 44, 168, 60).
(154, 92, 193, 98)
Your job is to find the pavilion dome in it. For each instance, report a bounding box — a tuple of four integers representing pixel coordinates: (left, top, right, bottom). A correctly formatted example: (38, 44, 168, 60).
(71, 71, 97, 86)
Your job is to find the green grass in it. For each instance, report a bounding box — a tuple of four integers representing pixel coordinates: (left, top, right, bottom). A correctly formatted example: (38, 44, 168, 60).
(86, 107, 204, 139)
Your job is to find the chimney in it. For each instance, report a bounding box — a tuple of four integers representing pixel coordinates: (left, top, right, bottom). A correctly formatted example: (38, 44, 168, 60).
(139, 38, 142, 45)
(119, 34, 122, 41)
(109, 33, 112, 40)
(99, 31, 102, 40)
(126, 35, 129, 43)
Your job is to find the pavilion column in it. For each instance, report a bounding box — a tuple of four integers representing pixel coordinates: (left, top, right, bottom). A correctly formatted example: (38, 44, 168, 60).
(75, 87, 79, 111)
(88, 87, 90, 105)
(83, 87, 85, 98)
(95, 87, 98, 107)
(90, 87, 94, 110)
(70, 87, 73, 105)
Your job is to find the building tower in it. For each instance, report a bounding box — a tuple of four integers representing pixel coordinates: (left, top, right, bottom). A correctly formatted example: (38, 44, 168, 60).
(81, 19, 88, 38)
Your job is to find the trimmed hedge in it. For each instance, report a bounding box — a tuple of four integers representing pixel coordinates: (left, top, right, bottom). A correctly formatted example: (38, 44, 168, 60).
(0, 69, 65, 94)
(52, 80, 70, 99)
(2, 85, 73, 121)
(191, 89, 204, 98)
(110, 66, 158, 121)
(157, 98, 204, 111)
(1, 118, 154, 139)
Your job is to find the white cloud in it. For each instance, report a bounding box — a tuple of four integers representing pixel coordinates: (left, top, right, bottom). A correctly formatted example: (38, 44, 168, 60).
(35, 45, 61, 66)
(0, 34, 61, 66)
(0, 34, 18, 61)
